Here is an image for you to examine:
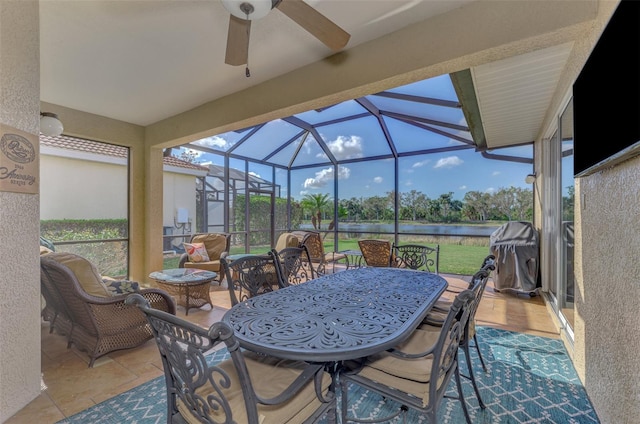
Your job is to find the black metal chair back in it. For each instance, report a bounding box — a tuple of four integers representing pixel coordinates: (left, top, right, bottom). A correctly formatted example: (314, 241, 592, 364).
(125, 294, 336, 424)
(272, 245, 315, 287)
(339, 289, 476, 424)
(391, 243, 440, 274)
(221, 253, 280, 305)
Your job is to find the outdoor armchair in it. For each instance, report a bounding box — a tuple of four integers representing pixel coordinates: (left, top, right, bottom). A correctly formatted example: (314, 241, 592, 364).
(178, 232, 231, 284)
(126, 293, 336, 424)
(40, 252, 175, 367)
(391, 242, 440, 274)
(423, 255, 496, 408)
(358, 239, 393, 267)
(221, 252, 281, 306)
(292, 230, 347, 275)
(339, 289, 476, 424)
(272, 245, 316, 287)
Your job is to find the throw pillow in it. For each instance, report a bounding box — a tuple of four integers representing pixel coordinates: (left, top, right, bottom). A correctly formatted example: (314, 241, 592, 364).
(183, 242, 210, 262)
(102, 278, 140, 295)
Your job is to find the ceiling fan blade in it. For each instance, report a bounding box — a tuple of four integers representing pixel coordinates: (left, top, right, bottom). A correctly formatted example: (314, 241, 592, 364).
(225, 15, 250, 66)
(276, 0, 350, 51)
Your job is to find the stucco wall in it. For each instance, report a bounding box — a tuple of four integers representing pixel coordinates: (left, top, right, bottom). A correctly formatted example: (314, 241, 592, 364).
(574, 155, 640, 423)
(0, 0, 42, 421)
(40, 154, 127, 220)
(163, 171, 198, 248)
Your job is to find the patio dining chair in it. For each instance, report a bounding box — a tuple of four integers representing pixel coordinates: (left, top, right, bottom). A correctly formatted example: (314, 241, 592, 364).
(422, 255, 496, 408)
(221, 252, 281, 305)
(292, 230, 347, 275)
(339, 289, 476, 424)
(125, 294, 336, 424)
(391, 242, 440, 274)
(272, 245, 316, 287)
(358, 239, 393, 267)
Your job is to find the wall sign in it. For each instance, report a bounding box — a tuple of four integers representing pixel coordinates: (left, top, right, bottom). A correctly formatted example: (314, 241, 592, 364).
(0, 124, 39, 194)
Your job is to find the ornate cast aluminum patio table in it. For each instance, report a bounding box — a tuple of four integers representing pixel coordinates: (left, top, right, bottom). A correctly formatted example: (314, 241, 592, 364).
(149, 268, 217, 315)
(222, 267, 448, 363)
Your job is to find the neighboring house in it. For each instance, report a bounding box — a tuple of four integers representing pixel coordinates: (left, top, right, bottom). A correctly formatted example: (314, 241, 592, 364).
(40, 135, 209, 238)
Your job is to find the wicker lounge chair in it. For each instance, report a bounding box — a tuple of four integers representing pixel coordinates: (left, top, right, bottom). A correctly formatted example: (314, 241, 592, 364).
(40, 252, 176, 367)
(178, 232, 231, 284)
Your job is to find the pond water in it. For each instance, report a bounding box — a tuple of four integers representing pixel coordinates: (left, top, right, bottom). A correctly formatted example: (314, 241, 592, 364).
(301, 223, 499, 237)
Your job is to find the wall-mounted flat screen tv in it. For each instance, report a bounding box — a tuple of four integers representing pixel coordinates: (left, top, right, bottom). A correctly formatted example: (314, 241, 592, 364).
(573, 0, 640, 177)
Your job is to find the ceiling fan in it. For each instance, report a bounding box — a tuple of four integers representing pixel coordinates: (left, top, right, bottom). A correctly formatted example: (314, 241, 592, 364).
(221, 0, 351, 69)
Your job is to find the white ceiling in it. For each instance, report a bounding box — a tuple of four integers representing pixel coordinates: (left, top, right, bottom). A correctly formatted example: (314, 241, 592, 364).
(39, 0, 586, 150)
(40, 0, 476, 126)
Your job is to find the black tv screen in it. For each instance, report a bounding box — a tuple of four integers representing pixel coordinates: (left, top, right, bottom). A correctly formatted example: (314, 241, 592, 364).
(573, 0, 640, 176)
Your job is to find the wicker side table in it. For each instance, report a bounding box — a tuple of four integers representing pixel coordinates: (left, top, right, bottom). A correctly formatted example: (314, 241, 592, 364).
(149, 268, 217, 315)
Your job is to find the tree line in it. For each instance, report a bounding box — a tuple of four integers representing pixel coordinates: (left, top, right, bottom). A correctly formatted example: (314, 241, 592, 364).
(301, 187, 542, 225)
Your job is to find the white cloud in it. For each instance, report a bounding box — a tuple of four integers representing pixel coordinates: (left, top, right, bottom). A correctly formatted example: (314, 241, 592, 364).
(303, 166, 351, 188)
(193, 135, 228, 149)
(459, 185, 467, 190)
(316, 135, 364, 160)
(485, 187, 496, 194)
(373, 176, 383, 184)
(412, 159, 430, 168)
(434, 156, 463, 169)
(492, 171, 501, 176)
(248, 171, 261, 179)
(181, 147, 204, 159)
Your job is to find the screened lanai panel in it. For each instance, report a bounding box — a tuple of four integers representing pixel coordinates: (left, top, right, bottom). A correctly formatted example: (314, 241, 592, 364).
(366, 94, 466, 126)
(231, 120, 302, 161)
(385, 117, 473, 154)
(290, 165, 337, 202)
(290, 134, 333, 168)
(317, 115, 393, 160)
(269, 133, 309, 167)
(294, 100, 368, 124)
(338, 159, 394, 203)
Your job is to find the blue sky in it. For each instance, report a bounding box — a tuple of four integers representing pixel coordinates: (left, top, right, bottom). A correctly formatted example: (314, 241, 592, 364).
(179, 74, 549, 201)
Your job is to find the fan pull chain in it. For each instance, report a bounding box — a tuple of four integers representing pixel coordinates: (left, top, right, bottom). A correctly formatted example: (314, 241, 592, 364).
(245, 9, 251, 78)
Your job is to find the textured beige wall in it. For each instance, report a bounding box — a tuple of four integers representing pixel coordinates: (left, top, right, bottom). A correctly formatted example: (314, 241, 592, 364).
(40, 155, 128, 219)
(574, 155, 640, 423)
(0, 0, 42, 421)
(163, 172, 199, 229)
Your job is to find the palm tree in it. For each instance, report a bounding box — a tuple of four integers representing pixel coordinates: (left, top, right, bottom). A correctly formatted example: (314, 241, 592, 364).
(301, 193, 331, 230)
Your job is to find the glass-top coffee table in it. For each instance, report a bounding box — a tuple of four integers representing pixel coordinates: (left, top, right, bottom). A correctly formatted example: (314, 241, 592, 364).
(149, 268, 217, 315)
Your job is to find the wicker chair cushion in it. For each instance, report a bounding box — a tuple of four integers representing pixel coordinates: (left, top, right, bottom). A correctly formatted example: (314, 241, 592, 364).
(192, 233, 228, 259)
(183, 242, 210, 262)
(48, 252, 110, 297)
(275, 233, 299, 251)
(365, 326, 441, 383)
(177, 352, 332, 424)
(183, 260, 221, 272)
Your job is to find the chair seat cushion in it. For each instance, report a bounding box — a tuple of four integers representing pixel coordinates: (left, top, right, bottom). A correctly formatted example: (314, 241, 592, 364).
(177, 352, 332, 424)
(183, 260, 221, 272)
(366, 326, 440, 382)
(47, 252, 110, 297)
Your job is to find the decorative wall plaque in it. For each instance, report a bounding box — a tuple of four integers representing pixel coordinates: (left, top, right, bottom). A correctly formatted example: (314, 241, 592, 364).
(0, 124, 39, 194)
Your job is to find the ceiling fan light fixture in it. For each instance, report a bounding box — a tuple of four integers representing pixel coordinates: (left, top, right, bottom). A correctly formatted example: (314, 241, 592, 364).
(221, 0, 273, 20)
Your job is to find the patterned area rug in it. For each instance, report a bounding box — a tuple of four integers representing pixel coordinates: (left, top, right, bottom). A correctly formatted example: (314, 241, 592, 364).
(57, 327, 600, 424)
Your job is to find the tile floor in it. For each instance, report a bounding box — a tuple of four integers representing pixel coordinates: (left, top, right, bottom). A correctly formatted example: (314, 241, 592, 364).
(6, 273, 559, 423)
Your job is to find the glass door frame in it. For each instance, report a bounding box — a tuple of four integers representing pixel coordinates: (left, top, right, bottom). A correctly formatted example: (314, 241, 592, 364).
(541, 97, 575, 344)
